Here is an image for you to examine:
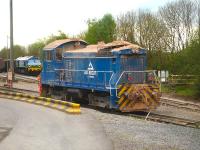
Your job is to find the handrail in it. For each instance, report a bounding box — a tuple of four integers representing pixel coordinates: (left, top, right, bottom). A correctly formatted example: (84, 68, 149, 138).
(115, 70, 159, 97)
(55, 68, 113, 73)
(115, 70, 157, 86)
(54, 68, 114, 88)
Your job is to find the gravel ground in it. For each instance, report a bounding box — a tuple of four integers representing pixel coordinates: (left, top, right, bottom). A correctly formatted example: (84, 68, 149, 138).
(83, 108, 200, 150)
(12, 81, 38, 92)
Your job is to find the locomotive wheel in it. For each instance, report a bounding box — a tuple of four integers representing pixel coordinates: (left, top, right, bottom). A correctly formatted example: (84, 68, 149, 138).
(88, 93, 110, 108)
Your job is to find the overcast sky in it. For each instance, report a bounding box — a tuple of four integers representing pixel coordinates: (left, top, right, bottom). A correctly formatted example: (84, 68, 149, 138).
(0, 0, 173, 49)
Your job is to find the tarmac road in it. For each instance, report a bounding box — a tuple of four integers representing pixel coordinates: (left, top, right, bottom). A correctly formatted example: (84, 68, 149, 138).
(0, 98, 113, 150)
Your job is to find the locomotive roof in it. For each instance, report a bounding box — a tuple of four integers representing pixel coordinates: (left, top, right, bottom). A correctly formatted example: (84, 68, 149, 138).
(16, 56, 36, 61)
(65, 41, 143, 53)
(43, 39, 87, 50)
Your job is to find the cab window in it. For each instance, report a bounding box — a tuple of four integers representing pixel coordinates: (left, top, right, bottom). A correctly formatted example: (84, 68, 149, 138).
(44, 51, 52, 61)
(56, 48, 63, 60)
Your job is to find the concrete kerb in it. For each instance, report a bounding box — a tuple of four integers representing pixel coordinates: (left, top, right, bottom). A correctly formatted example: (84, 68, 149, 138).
(0, 90, 81, 114)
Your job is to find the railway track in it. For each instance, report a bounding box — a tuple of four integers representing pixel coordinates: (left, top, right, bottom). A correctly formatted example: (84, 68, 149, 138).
(0, 86, 199, 128)
(0, 86, 38, 96)
(161, 97, 200, 112)
(82, 105, 200, 129)
(0, 73, 37, 83)
(145, 113, 200, 128)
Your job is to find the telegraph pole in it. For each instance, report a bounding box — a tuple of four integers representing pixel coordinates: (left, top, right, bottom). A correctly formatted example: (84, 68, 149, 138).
(8, 0, 14, 87)
(6, 36, 9, 72)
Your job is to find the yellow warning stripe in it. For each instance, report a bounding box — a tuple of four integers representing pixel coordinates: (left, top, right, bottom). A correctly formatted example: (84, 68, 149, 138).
(46, 98, 52, 102)
(141, 89, 156, 107)
(119, 99, 129, 110)
(123, 99, 133, 110)
(146, 86, 160, 103)
(118, 95, 126, 104)
(13, 96, 22, 100)
(118, 85, 136, 110)
(35, 100, 43, 105)
(118, 86, 128, 97)
(140, 90, 150, 106)
(118, 84, 133, 104)
(43, 101, 51, 106)
(145, 87, 154, 95)
(126, 85, 134, 95)
(27, 99, 35, 103)
(51, 103, 59, 108)
(19, 97, 27, 101)
(0, 92, 81, 114)
(116, 83, 161, 112)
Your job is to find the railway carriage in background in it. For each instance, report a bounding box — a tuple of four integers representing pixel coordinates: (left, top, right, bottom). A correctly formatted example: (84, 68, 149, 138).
(0, 59, 14, 73)
(0, 56, 41, 76)
(0, 58, 6, 72)
(41, 39, 161, 112)
(15, 56, 41, 75)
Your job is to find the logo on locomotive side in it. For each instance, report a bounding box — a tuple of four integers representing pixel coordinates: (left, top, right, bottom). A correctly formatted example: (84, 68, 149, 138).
(84, 62, 97, 78)
(88, 62, 94, 70)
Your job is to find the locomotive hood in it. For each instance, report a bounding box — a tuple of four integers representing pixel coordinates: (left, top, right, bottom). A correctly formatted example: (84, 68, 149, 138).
(63, 40, 146, 58)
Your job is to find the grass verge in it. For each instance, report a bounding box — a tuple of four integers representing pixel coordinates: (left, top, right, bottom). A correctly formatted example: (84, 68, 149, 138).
(161, 84, 199, 98)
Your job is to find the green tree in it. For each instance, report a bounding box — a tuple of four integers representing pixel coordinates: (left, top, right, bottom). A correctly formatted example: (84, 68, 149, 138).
(85, 14, 116, 44)
(171, 35, 200, 74)
(27, 30, 68, 58)
(0, 47, 9, 59)
(13, 45, 27, 58)
(45, 30, 68, 44)
(0, 45, 27, 59)
(28, 41, 45, 58)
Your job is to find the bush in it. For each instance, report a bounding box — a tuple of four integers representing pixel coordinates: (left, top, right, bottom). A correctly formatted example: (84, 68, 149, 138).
(195, 76, 200, 97)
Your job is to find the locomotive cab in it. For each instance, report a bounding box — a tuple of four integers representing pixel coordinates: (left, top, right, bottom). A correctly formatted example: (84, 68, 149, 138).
(41, 39, 88, 97)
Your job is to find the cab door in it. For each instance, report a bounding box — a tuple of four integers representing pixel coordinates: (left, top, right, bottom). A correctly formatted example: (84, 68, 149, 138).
(42, 50, 54, 84)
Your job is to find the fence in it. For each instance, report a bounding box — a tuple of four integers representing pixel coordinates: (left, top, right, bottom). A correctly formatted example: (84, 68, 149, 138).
(168, 75, 199, 85)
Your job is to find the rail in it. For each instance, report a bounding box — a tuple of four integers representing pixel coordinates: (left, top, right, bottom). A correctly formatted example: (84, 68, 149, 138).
(161, 97, 200, 112)
(145, 113, 200, 128)
(0, 73, 38, 83)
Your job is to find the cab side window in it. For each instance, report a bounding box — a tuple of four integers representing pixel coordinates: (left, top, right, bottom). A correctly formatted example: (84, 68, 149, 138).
(56, 48, 63, 60)
(44, 51, 52, 61)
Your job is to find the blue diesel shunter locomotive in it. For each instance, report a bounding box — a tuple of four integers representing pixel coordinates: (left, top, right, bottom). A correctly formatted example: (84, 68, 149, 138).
(41, 39, 161, 112)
